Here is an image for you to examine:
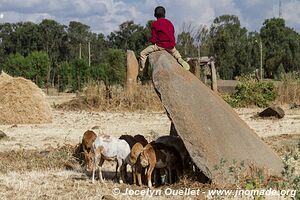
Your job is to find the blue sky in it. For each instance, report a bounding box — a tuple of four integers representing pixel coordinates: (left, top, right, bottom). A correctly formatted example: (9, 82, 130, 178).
(0, 0, 299, 35)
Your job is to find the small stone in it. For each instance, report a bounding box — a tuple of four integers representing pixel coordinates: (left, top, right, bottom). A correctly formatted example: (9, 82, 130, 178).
(0, 130, 8, 140)
(91, 126, 100, 130)
(102, 195, 116, 200)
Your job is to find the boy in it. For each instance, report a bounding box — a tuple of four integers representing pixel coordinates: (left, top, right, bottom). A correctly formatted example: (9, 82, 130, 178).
(140, 6, 190, 72)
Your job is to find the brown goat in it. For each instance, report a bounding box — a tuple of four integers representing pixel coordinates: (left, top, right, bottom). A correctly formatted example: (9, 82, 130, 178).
(130, 141, 183, 187)
(127, 142, 144, 185)
(120, 135, 148, 183)
(139, 143, 156, 188)
(82, 130, 97, 171)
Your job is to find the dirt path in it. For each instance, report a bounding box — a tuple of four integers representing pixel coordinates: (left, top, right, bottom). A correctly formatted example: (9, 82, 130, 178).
(0, 106, 299, 152)
(0, 110, 170, 152)
(237, 106, 300, 137)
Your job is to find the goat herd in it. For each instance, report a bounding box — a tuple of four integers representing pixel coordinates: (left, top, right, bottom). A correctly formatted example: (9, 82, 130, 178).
(81, 130, 193, 188)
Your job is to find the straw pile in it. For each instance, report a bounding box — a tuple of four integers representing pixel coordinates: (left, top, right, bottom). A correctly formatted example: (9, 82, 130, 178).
(0, 72, 52, 124)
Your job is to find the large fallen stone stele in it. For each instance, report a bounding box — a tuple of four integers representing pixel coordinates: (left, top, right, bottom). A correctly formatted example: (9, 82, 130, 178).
(149, 51, 283, 184)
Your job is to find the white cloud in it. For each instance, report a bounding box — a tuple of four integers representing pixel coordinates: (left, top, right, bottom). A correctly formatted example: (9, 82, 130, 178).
(0, 0, 299, 34)
(283, 1, 300, 30)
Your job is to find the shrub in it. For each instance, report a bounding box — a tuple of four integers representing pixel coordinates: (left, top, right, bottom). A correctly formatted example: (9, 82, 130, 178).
(224, 75, 278, 107)
(3, 52, 50, 87)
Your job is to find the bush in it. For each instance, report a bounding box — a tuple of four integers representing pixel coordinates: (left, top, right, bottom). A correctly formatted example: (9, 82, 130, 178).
(3, 52, 50, 87)
(224, 75, 278, 107)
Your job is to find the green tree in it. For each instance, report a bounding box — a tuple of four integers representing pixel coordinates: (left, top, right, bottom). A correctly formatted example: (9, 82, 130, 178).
(0, 23, 18, 63)
(108, 21, 150, 53)
(176, 31, 197, 58)
(57, 62, 72, 92)
(105, 49, 126, 85)
(14, 22, 41, 56)
(39, 19, 68, 86)
(67, 21, 91, 61)
(27, 51, 50, 87)
(3, 53, 31, 78)
(195, 25, 210, 58)
(209, 15, 249, 79)
(246, 32, 261, 74)
(71, 59, 89, 91)
(260, 18, 300, 78)
(92, 49, 126, 98)
(3, 51, 49, 87)
(89, 32, 109, 66)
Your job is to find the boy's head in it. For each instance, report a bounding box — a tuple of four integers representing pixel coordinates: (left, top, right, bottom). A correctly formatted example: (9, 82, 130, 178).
(154, 6, 165, 18)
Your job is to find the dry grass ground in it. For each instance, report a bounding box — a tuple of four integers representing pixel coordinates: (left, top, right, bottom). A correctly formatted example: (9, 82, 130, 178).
(0, 134, 298, 200)
(0, 94, 299, 199)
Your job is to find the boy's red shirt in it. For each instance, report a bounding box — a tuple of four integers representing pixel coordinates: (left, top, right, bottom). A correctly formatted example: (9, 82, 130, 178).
(150, 18, 176, 49)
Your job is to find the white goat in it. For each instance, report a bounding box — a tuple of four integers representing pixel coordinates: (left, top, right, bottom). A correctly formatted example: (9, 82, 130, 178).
(92, 134, 131, 183)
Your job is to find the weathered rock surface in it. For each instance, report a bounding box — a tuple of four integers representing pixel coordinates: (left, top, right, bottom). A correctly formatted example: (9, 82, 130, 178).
(149, 51, 283, 184)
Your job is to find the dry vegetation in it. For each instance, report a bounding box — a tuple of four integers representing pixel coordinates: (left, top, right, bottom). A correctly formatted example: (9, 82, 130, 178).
(56, 82, 163, 112)
(0, 144, 81, 174)
(276, 76, 300, 105)
(57, 78, 300, 113)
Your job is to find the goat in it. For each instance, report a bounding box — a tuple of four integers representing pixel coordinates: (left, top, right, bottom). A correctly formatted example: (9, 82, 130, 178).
(119, 135, 136, 148)
(82, 130, 97, 171)
(155, 135, 191, 171)
(139, 143, 157, 188)
(135, 141, 183, 187)
(126, 142, 144, 185)
(119, 134, 148, 182)
(92, 134, 131, 184)
(133, 134, 148, 146)
(151, 142, 183, 185)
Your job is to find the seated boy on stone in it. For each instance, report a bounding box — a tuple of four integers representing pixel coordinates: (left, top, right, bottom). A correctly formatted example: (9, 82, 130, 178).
(140, 6, 190, 72)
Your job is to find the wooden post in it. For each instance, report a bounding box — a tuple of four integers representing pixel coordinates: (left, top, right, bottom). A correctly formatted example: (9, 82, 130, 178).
(126, 50, 139, 96)
(79, 43, 82, 59)
(188, 58, 200, 79)
(255, 69, 260, 81)
(88, 41, 91, 67)
(203, 65, 208, 84)
(210, 60, 218, 92)
(68, 76, 71, 94)
(77, 75, 80, 96)
(57, 75, 60, 95)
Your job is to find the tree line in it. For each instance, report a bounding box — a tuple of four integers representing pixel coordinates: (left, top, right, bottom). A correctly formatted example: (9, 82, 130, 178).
(0, 15, 299, 91)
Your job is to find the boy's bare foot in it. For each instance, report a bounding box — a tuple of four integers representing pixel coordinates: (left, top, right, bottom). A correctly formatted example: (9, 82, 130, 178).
(139, 59, 145, 73)
(177, 58, 190, 71)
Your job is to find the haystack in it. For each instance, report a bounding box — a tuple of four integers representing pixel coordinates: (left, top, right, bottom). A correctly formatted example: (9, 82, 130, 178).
(0, 72, 52, 124)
